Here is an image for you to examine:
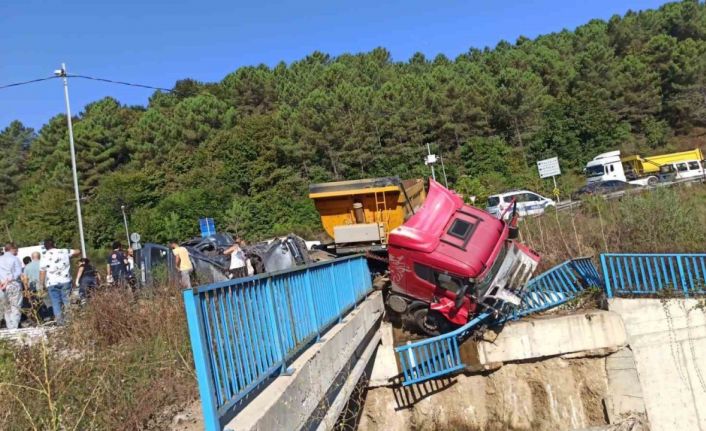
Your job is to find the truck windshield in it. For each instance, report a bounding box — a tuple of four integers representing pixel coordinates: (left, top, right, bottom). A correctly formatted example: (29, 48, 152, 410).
(474, 242, 507, 297)
(585, 165, 604, 178)
(487, 197, 500, 207)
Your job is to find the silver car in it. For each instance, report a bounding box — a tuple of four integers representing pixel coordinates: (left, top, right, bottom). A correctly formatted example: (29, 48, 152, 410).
(486, 190, 555, 219)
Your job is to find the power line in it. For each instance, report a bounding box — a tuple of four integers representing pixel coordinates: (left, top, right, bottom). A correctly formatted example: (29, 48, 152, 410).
(0, 73, 172, 92)
(0, 76, 57, 90)
(67, 74, 172, 92)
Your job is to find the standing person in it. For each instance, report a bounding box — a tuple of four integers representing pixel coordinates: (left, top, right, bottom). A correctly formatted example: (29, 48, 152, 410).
(224, 238, 247, 279)
(0, 243, 23, 329)
(106, 241, 129, 287)
(169, 240, 193, 288)
(22, 253, 46, 322)
(75, 258, 100, 303)
(39, 239, 80, 325)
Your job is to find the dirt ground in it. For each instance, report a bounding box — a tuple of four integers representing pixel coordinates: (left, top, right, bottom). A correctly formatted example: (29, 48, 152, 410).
(359, 355, 610, 431)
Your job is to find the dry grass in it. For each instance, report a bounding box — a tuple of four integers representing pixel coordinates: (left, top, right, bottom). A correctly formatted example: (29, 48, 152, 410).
(0, 283, 197, 431)
(520, 183, 706, 270)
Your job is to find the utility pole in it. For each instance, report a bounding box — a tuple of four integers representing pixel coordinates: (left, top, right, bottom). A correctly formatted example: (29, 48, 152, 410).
(439, 151, 449, 188)
(121, 205, 131, 247)
(54, 64, 87, 258)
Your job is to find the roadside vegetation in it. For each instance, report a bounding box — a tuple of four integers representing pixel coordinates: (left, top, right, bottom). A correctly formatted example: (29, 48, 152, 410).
(520, 184, 706, 269)
(0, 284, 195, 431)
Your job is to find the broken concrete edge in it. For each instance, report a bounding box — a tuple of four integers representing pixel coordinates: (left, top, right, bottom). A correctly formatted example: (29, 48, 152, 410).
(223, 291, 384, 431)
(474, 310, 628, 367)
(464, 346, 626, 373)
(368, 322, 398, 389)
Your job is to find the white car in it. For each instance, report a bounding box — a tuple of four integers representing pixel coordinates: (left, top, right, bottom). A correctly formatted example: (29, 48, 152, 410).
(486, 190, 555, 219)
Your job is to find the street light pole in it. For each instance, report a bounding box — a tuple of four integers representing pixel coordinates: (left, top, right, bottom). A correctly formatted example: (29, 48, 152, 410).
(121, 205, 131, 247)
(55, 63, 87, 258)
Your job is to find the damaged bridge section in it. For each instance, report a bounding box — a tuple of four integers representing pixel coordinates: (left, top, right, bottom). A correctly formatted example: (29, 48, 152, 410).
(395, 257, 602, 386)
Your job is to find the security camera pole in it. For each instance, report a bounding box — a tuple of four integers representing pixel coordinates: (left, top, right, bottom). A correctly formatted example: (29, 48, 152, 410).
(55, 63, 87, 258)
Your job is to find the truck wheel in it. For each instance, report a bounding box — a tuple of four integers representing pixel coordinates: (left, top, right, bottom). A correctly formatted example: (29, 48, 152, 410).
(413, 308, 447, 336)
(647, 176, 658, 186)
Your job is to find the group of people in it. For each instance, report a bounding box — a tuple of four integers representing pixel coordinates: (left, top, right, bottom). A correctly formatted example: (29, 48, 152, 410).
(0, 235, 253, 329)
(0, 239, 136, 330)
(167, 237, 253, 290)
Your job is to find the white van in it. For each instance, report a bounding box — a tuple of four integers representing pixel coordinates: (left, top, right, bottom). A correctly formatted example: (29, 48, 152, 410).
(658, 159, 705, 183)
(486, 190, 555, 219)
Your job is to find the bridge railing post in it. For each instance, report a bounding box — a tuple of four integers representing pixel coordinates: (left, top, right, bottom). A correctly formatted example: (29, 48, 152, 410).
(303, 268, 322, 342)
(264, 276, 294, 376)
(183, 290, 221, 431)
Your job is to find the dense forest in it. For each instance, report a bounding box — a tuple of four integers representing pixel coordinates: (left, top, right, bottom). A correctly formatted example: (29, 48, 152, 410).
(1, 0, 706, 248)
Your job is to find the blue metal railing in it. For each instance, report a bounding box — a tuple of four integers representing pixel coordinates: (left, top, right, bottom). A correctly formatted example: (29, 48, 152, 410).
(395, 257, 601, 386)
(183, 255, 372, 431)
(601, 253, 706, 298)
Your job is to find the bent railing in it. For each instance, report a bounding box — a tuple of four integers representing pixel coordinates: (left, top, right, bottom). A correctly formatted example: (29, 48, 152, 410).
(183, 255, 372, 431)
(396, 257, 601, 386)
(601, 253, 706, 298)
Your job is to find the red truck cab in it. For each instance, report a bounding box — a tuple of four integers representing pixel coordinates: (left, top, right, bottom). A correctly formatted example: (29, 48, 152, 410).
(386, 180, 539, 335)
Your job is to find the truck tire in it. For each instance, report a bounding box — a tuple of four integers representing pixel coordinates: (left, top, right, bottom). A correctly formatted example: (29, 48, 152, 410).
(647, 176, 658, 186)
(412, 308, 449, 336)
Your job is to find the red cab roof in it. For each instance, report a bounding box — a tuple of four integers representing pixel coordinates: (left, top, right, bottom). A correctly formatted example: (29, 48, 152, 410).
(388, 180, 506, 277)
(388, 180, 461, 253)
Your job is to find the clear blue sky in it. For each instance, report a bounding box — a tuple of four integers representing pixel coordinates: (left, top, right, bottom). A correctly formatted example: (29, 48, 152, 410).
(1, 0, 669, 131)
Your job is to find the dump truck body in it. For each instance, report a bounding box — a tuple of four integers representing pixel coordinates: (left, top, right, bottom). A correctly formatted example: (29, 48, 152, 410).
(585, 148, 704, 186)
(309, 177, 425, 254)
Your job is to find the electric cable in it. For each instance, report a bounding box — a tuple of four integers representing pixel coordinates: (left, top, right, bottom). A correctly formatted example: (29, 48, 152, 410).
(0, 76, 58, 90)
(67, 74, 172, 92)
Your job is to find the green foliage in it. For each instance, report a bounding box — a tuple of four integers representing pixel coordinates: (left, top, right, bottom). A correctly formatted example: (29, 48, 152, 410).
(2, 1, 706, 248)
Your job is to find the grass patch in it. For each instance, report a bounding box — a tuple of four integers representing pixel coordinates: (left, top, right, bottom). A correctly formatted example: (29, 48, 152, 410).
(0, 283, 196, 431)
(520, 184, 706, 270)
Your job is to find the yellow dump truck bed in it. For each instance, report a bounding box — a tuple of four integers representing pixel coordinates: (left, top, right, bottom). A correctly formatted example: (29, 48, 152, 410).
(622, 148, 704, 175)
(309, 177, 426, 243)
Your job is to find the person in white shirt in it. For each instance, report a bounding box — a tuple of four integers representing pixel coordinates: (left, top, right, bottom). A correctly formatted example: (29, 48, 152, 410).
(0, 242, 23, 329)
(224, 238, 248, 279)
(39, 238, 80, 325)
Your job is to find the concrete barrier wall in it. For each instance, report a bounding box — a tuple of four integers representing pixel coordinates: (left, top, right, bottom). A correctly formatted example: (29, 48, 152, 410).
(225, 291, 384, 431)
(476, 310, 627, 368)
(609, 298, 706, 431)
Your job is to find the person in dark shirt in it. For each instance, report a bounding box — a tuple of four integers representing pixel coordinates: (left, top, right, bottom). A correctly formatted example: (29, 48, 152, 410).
(106, 241, 129, 287)
(75, 258, 100, 302)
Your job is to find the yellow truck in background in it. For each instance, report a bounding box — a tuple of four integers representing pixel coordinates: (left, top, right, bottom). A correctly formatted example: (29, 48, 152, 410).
(309, 177, 426, 254)
(585, 148, 704, 186)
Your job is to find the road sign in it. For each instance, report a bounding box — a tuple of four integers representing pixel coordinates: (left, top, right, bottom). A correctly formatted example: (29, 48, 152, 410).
(537, 157, 561, 179)
(130, 232, 141, 243)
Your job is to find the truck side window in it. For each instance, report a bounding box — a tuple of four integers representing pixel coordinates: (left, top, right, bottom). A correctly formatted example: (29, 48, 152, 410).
(677, 163, 688, 172)
(413, 264, 463, 294)
(435, 273, 463, 294)
(448, 219, 473, 241)
(688, 161, 700, 170)
(414, 263, 435, 284)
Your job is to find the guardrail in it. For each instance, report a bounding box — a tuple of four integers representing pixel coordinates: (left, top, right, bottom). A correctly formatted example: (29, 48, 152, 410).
(183, 255, 372, 431)
(553, 176, 705, 214)
(395, 257, 601, 386)
(601, 253, 706, 298)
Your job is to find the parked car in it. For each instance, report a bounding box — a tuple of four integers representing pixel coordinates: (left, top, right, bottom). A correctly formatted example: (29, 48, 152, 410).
(571, 180, 641, 200)
(486, 190, 555, 219)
